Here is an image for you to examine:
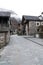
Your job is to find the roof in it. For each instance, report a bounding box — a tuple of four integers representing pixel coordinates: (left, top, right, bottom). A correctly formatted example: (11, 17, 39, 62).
(0, 8, 15, 17)
(22, 15, 43, 21)
(0, 12, 11, 17)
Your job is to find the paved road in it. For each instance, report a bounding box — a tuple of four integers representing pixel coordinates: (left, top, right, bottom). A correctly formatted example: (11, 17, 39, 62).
(0, 35, 43, 65)
(24, 37, 43, 46)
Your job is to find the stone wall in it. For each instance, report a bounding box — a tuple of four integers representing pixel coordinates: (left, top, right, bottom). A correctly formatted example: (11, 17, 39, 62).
(29, 21, 37, 34)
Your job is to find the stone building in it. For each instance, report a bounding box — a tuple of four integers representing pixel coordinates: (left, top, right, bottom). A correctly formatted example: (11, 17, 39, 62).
(22, 15, 43, 35)
(10, 17, 21, 34)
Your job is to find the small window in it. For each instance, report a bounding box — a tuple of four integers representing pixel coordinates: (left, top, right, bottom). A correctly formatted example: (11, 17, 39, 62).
(37, 29, 39, 32)
(36, 22, 40, 26)
(41, 22, 43, 25)
(37, 23, 39, 25)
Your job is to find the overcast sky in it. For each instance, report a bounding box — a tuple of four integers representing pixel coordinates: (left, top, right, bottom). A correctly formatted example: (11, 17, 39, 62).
(0, 0, 43, 18)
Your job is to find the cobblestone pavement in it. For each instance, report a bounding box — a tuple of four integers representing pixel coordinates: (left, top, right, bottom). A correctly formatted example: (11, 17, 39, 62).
(0, 35, 43, 65)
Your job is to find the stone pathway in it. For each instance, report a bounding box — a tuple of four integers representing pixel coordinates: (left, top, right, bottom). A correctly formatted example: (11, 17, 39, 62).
(0, 35, 43, 65)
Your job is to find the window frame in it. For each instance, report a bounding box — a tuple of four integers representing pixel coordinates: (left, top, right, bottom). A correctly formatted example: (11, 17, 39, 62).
(36, 22, 40, 26)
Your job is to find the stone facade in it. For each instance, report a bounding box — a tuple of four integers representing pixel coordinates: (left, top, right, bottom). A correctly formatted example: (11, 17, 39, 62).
(29, 21, 37, 34)
(25, 21, 43, 35)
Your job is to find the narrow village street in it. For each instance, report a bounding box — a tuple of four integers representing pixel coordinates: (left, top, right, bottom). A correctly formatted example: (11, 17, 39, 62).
(0, 35, 43, 65)
(0, 0, 43, 65)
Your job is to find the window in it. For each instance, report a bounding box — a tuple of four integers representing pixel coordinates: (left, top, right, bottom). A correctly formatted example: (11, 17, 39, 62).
(37, 29, 39, 32)
(37, 23, 39, 25)
(36, 22, 40, 26)
(41, 22, 43, 25)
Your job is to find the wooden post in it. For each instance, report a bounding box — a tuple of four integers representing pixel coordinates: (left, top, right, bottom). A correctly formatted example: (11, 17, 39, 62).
(27, 21, 29, 35)
(26, 21, 29, 35)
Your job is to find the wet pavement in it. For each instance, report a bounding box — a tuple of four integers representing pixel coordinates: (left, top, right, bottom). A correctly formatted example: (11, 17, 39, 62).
(0, 35, 43, 65)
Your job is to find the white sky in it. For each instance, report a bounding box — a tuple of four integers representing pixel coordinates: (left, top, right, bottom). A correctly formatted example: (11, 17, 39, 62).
(0, 0, 43, 18)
